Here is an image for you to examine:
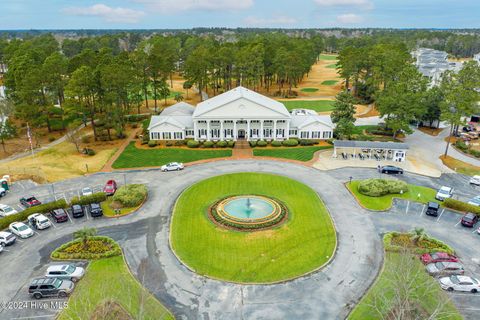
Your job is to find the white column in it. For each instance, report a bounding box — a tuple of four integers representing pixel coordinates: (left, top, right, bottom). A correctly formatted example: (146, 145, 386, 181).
(233, 121, 237, 141)
(207, 121, 211, 140)
(247, 120, 251, 141)
(273, 120, 277, 140)
(286, 121, 290, 139)
(260, 120, 264, 140)
(220, 121, 224, 140)
(193, 121, 198, 140)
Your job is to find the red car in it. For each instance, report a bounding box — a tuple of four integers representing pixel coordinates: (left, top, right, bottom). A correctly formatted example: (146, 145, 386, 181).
(103, 180, 117, 196)
(50, 209, 69, 223)
(421, 252, 459, 265)
(20, 196, 42, 208)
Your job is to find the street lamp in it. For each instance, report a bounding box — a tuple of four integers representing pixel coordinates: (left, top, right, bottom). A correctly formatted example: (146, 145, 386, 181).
(349, 176, 353, 185)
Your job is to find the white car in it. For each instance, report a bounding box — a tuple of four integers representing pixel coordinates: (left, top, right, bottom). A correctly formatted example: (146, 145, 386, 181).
(439, 275, 480, 293)
(470, 175, 480, 186)
(81, 187, 93, 196)
(435, 186, 453, 201)
(9, 222, 34, 239)
(45, 264, 85, 282)
(0, 204, 18, 217)
(0, 243, 3, 253)
(468, 196, 480, 207)
(27, 213, 51, 230)
(0, 231, 16, 246)
(161, 162, 184, 172)
(0, 187, 6, 197)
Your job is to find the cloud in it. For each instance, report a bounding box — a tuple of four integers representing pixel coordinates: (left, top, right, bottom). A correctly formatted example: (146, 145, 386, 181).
(136, 0, 254, 13)
(336, 13, 364, 24)
(244, 15, 297, 27)
(63, 4, 145, 23)
(314, 0, 374, 10)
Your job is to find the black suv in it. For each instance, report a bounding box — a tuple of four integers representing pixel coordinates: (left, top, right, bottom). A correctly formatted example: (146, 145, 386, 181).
(425, 202, 440, 217)
(28, 278, 74, 299)
(89, 203, 103, 217)
(71, 204, 85, 218)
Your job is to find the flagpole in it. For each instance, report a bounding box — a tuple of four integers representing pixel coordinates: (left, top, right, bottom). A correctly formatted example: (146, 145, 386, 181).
(26, 122, 34, 157)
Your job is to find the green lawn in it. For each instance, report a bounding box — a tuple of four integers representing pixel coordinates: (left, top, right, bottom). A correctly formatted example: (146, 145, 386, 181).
(59, 256, 173, 320)
(280, 100, 334, 112)
(112, 142, 232, 168)
(300, 87, 319, 92)
(321, 80, 339, 86)
(319, 54, 338, 61)
(326, 63, 337, 69)
(253, 146, 332, 161)
(352, 125, 380, 135)
(349, 252, 462, 320)
(101, 197, 141, 217)
(347, 180, 438, 211)
(171, 173, 336, 283)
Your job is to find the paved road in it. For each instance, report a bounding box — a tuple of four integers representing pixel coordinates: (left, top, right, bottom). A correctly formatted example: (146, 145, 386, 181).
(0, 161, 479, 319)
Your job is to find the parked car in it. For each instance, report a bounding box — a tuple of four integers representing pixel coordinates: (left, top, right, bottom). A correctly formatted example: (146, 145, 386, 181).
(380, 165, 404, 174)
(27, 213, 51, 230)
(103, 180, 117, 196)
(421, 252, 459, 265)
(45, 264, 85, 282)
(426, 261, 465, 277)
(470, 175, 480, 186)
(28, 278, 74, 299)
(435, 186, 453, 201)
(461, 213, 478, 227)
(81, 187, 93, 197)
(161, 162, 184, 172)
(0, 187, 6, 197)
(88, 203, 103, 217)
(439, 275, 480, 293)
(20, 196, 41, 208)
(0, 243, 3, 253)
(9, 222, 34, 239)
(0, 231, 16, 246)
(50, 209, 68, 223)
(0, 204, 18, 217)
(468, 196, 480, 207)
(425, 202, 440, 217)
(71, 204, 84, 218)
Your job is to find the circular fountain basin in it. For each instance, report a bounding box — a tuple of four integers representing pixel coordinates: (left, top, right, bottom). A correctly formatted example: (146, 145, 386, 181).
(211, 195, 286, 230)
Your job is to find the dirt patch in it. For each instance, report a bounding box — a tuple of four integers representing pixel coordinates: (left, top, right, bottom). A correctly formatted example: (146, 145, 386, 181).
(440, 155, 480, 176)
(356, 105, 380, 118)
(418, 127, 444, 136)
(91, 300, 132, 320)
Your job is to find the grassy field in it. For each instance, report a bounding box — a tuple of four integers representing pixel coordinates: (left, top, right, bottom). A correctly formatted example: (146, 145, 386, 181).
(440, 155, 480, 176)
(280, 100, 334, 112)
(352, 125, 380, 135)
(347, 180, 438, 211)
(59, 256, 173, 320)
(253, 146, 332, 161)
(349, 252, 462, 320)
(318, 54, 338, 61)
(321, 80, 339, 86)
(112, 142, 232, 168)
(101, 197, 143, 217)
(171, 173, 336, 283)
(300, 87, 319, 92)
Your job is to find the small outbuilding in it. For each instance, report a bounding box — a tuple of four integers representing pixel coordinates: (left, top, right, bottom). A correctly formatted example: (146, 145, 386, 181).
(333, 140, 409, 162)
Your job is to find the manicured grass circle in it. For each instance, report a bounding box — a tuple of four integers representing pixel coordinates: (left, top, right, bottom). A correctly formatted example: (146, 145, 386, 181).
(170, 173, 336, 283)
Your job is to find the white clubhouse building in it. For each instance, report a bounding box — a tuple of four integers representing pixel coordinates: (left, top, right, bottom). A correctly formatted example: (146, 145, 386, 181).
(148, 86, 334, 142)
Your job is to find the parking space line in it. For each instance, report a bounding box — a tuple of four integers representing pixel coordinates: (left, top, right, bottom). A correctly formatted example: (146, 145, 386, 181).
(33, 231, 40, 236)
(16, 239, 24, 243)
(419, 204, 425, 216)
(455, 220, 462, 227)
(436, 208, 445, 221)
(472, 229, 478, 234)
(49, 218, 57, 229)
(405, 201, 410, 214)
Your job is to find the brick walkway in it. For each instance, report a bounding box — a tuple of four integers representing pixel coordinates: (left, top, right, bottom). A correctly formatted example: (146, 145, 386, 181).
(231, 140, 253, 159)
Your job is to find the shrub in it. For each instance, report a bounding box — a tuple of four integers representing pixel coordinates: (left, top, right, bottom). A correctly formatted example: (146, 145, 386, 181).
(444, 198, 480, 215)
(148, 140, 157, 148)
(187, 140, 200, 148)
(227, 140, 235, 148)
(86, 149, 95, 156)
(383, 232, 454, 255)
(112, 184, 148, 208)
(0, 199, 68, 230)
(216, 141, 227, 148)
(131, 123, 138, 129)
(165, 141, 174, 147)
(174, 140, 185, 146)
(51, 236, 122, 260)
(299, 139, 315, 146)
(81, 136, 91, 143)
(256, 140, 267, 147)
(469, 149, 480, 158)
(70, 192, 107, 206)
(48, 136, 56, 142)
(282, 139, 299, 147)
(271, 141, 282, 147)
(249, 141, 257, 147)
(203, 141, 214, 148)
(357, 178, 408, 197)
(454, 140, 469, 152)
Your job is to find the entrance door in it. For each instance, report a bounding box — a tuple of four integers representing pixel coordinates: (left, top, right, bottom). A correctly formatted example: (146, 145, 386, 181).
(238, 129, 246, 139)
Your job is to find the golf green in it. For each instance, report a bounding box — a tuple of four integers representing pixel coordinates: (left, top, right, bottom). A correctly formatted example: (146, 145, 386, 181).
(170, 173, 336, 283)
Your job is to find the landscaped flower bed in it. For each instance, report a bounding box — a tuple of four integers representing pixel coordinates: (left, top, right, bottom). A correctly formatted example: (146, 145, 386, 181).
(383, 231, 454, 255)
(51, 236, 122, 260)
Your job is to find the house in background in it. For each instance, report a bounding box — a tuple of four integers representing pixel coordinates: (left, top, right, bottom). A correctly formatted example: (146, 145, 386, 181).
(148, 86, 334, 142)
(412, 48, 463, 87)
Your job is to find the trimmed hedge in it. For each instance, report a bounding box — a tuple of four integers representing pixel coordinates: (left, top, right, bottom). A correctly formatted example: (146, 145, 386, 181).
(112, 184, 148, 207)
(256, 140, 267, 147)
(216, 141, 227, 148)
(299, 139, 316, 146)
(227, 140, 235, 148)
(187, 140, 200, 148)
(0, 199, 68, 230)
(148, 140, 157, 148)
(444, 198, 480, 215)
(358, 178, 408, 197)
(282, 139, 299, 147)
(271, 141, 282, 147)
(70, 192, 107, 206)
(51, 236, 122, 260)
(249, 141, 257, 147)
(383, 231, 454, 255)
(203, 141, 214, 148)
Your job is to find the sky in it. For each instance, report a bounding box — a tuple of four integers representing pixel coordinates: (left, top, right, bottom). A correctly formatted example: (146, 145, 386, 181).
(0, 0, 479, 30)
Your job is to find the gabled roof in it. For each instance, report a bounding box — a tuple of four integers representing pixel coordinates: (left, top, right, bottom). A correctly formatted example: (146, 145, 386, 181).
(160, 102, 195, 116)
(290, 114, 334, 129)
(193, 86, 290, 117)
(148, 115, 193, 130)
